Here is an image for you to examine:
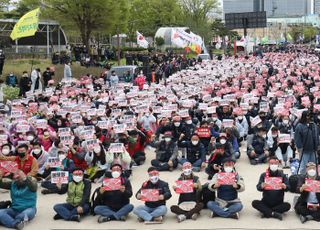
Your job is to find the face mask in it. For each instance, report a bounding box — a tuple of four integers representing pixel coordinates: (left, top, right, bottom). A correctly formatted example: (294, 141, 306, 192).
(73, 175, 83, 183)
(150, 176, 159, 184)
(2, 148, 10, 155)
(220, 139, 226, 145)
(186, 120, 192, 125)
(263, 134, 267, 139)
(191, 141, 199, 145)
(27, 135, 34, 141)
(33, 149, 41, 155)
(272, 134, 278, 138)
(93, 146, 101, 153)
(283, 120, 289, 125)
(308, 169, 316, 177)
(44, 132, 49, 137)
(18, 152, 26, 158)
(212, 117, 217, 121)
(174, 122, 180, 127)
(164, 137, 171, 142)
(224, 167, 233, 173)
(112, 171, 121, 178)
(183, 169, 192, 176)
(269, 164, 278, 172)
(59, 154, 66, 161)
(238, 116, 243, 120)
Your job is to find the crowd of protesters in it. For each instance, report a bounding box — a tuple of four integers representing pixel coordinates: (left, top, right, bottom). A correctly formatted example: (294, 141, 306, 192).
(1, 45, 320, 229)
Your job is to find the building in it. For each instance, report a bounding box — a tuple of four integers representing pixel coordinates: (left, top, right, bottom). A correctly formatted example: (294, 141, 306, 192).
(315, 0, 320, 14)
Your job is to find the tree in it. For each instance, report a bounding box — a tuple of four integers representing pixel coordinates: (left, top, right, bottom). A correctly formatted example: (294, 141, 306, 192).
(0, 0, 10, 17)
(288, 25, 318, 43)
(211, 19, 237, 38)
(180, 0, 220, 41)
(41, 0, 129, 47)
(128, 0, 183, 37)
(155, 36, 165, 47)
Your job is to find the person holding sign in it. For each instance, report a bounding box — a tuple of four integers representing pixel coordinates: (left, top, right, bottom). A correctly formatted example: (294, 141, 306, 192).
(252, 157, 291, 220)
(171, 162, 203, 222)
(30, 142, 49, 179)
(295, 162, 320, 223)
(207, 158, 245, 219)
(85, 143, 108, 182)
(133, 167, 172, 224)
(247, 127, 270, 165)
(67, 139, 88, 171)
(0, 169, 38, 230)
(177, 134, 206, 172)
(93, 164, 133, 223)
(125, 130, 147, 166)
(53, 168, 91, 222)
(150, 131, 178, 172)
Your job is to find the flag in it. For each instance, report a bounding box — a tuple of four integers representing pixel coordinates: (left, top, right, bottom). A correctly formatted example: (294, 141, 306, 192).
(171, 28, 202, 54)
(10, 8, 40, 41)
(136, 31, 149, 49)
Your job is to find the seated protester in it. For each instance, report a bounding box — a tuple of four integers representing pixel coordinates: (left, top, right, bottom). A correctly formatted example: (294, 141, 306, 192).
(217, 104, 233, 120)
(0, 169, 37, 230)
(177, 134, 206, 172)
(208, 111, 222, 132)
(181, 116, 196, 142)
(235, 112, 249, 143)
(252, 157, 291, 220)
(171, 162, 203, 222)
(138, 111, 156, 132)
(171, 116, 187, 142)
(155, 117, 173, 139)
(267, 126, 279, 157)
(67, 139, 88, 171)
(30, 141, 49, 179)
(41, 151, 75, 195)
(94, 164, 133, 223)
(295, 162, 320, 223)
(1, 143, 14, 157)
(133, 167, 172, 223)
(48, 140, 69, 158)
(196, 120, 213, 151)
(53, 168, 91, 222)
(150, 131, 178, 171)
(247, 127, 270, 165)
(206, 142, 227, 180)
(85, 144, 108, 183)
(105, 144, 132, 178)
(225, 128, 240, 159)
(0, 144, 39, 177)
(207, 158, 245, 219)
(258, 111, 272, 131)
(38, 130, 53, 152)
(125, 130, 146, 166)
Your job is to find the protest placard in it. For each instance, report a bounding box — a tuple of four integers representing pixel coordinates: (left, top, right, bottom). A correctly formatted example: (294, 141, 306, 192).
(102, 178, 122, 191)
(141, 189, 160, 202)
(264, 177, 283, 190)
(47, 157, 61, 168)
(51, 171, 69, 184)
(217, 172, 236, 185)
(278, 134, 291, 144)
(108, 143, 124, 153)
(175, 180, 194, 194)
(305, 179, 320, 193)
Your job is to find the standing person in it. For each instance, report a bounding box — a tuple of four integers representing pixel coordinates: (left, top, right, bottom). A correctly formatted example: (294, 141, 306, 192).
(207, 158, 245, 219)
(109, 71, 119, 87)
(294, 111, 319, 175)
(295, 162, 320, 223)
(133, 167, 172, 223)
(171, 162, 203, 222)
(93, 164, 134, 223)
(6, 73, 18, 87)
(64, 62, 72, 79)
(0, 169, 37, 230)
(42, 67, 53, 88)
(252, 157, 291, 220)
(0, 50, 5, 76)
(19, 71, 31, 97)
(53, 168, 91, 222)
(30, 68, 42, 92)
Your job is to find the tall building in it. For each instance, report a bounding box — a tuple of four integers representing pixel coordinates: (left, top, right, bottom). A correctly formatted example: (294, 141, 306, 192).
(223, 0, 254, 14)
(315, 0, 320, 14)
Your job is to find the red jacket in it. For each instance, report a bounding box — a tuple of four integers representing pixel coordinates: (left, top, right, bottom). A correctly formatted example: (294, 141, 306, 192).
(67, 149, 87, 170)
(125, 136, 145, 157)
(15, 155, 34, 175)
(135, 76, 146, 90)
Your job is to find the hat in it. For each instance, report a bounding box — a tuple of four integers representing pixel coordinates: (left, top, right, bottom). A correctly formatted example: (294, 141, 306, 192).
(182, 162, 192, 169)
(111, 163, 123, 170)
(164, 131, 172, 137)
(220, 133, 227, 139)
(306, 162, 316, 168)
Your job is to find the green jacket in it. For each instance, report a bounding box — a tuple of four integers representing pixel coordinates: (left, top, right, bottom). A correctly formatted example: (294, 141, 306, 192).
(66, 179, 91, 207)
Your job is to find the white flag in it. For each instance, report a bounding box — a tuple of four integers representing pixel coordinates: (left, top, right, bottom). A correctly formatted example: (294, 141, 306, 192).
(136, 31, 149, 48)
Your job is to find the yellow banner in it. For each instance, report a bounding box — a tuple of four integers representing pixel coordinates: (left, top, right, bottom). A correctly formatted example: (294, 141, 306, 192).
(10, 8, 40, 40)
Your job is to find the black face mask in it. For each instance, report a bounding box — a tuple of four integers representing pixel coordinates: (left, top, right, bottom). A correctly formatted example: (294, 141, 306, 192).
(18, 152, 26, 158)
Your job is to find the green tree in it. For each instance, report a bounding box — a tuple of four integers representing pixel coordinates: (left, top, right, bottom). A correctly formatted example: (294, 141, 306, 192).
(180, 0, 220, 42)
(0, 0, 11, 17)
(128, 0, 183, 37)
(303, 26, 318, 43)
(155, 36, 165, 47)
(211, 19, 237, 37)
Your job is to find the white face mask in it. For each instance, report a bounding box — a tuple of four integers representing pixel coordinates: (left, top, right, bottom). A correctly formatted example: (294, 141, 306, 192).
(186, 120, 192, 125)
(112, 171, 121, 178)
(33, 149, 41, 155)
(238, 116, 243, 120)
(73, 175, 83, 183)
(308, 169, 317, 177)
(59, 154, 66, 161)
(174, 122, 180, 127)
(93, 146, 101, 153)
(2, 148, 10, 155)
(224, 167, 233, 173)
(183, 169, 192, 176)
(164, 137, 171, 142)
(27, 135, 34, 141)
(269, 164, 278, 172)
(272, 134, 278, 138)
(283, 120, 289, 125)
(150, 176, 159, 184)
(212, 117, 217, 121)
(220, 139, 226, 145)
(191, 141, 199, 145)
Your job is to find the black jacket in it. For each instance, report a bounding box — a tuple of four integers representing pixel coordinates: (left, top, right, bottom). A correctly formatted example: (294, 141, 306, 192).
(295, 176, 320, 210)
(95, 177, 132, 211)
(256, 169, 289, 207)
(136, 179, 171, 208)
